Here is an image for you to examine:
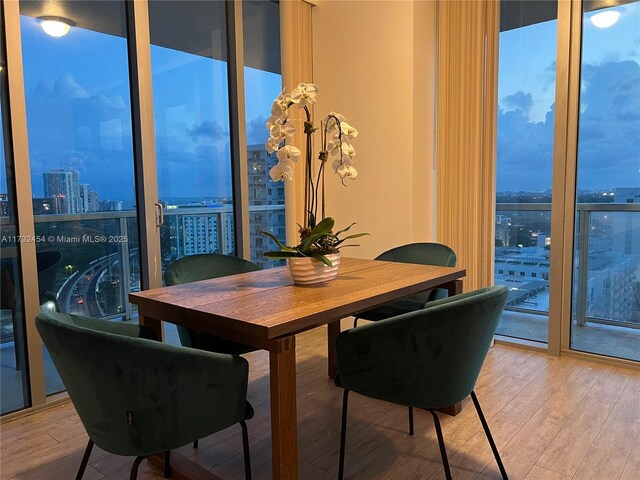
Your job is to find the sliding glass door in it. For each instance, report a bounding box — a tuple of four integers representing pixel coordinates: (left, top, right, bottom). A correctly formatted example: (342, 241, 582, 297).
(495, 1, 558, 343)
(1, 9, 30, 413)
(0, 0, 283, 413)
(495, 0, 639, 363)
(570, 1, 640, 361)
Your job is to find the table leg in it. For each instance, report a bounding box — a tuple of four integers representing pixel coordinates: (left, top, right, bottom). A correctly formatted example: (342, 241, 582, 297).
(269, 336, 298, 480)
(327, 320, 341, 379)
(138, 314, 163, 341)
(445, 279, 463, 297)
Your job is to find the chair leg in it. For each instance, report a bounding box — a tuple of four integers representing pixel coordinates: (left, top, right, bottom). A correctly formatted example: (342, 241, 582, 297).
(75, 439, 94, 480)
(193, 439, 199, 448)
(408, 407, 414, 436)
(353, 317, 359, 328)
(429, 410, 452, 480)
(129, 456, 146, 480)
(240, 420, 252, 480)
(338, 389, 350, 480)
(163, 451, 171, 478)
(471, 391, 508, 479)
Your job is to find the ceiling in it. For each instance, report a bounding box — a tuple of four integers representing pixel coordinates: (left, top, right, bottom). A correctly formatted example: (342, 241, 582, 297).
(19, 0, 280, 74)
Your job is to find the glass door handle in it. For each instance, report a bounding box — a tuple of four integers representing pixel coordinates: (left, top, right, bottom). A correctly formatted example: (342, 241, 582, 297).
(155, 202, 164, 227)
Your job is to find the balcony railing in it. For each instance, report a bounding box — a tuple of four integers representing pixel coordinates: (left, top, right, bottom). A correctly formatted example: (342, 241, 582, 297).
(496, 202, 640, 330)
(0, 204, 285, 328)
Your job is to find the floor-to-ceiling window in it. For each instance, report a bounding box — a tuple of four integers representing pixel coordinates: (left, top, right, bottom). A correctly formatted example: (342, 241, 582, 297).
(243, 0, 284, 268)
(570, 1, 640, 361)
(19, 0, 140, 394)
(1, 0, 284, 413)
(495, 1, 558, 343)
(0, 8, 30, 414)
(495, 0, 640, 363)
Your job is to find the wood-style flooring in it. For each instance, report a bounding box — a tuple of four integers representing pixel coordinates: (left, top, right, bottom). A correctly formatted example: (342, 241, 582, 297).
(1, 325, 639, 480)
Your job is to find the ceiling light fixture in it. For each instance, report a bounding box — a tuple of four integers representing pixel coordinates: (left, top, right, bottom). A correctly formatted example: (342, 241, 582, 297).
(590, 10, 621, 28)
(38, 16, 74, 38)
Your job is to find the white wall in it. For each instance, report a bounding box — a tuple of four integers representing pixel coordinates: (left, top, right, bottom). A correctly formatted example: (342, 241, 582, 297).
(311, 0, 437, 259)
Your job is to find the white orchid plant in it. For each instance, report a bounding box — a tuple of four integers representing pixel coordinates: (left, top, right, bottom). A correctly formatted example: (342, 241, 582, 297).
(261, 82, 368, 266)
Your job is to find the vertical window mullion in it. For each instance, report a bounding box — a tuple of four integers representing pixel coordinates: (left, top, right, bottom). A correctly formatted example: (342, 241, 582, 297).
(226, 0, 250, 259)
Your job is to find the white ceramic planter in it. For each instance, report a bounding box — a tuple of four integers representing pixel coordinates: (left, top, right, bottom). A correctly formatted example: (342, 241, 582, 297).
(288, 253, 341, 285)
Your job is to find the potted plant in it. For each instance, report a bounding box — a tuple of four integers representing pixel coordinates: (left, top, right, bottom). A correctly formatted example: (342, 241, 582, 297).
(261, 83, 368, 284)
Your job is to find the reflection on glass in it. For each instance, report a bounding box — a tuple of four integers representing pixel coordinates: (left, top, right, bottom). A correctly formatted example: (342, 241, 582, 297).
(243, 0, 284, 268)
(494, 1, 558, 343)
(149, 0, 233, 345)
(19, 0, 140, 394)
(571, 2, 640, 361)
(1, 10, 31, 414)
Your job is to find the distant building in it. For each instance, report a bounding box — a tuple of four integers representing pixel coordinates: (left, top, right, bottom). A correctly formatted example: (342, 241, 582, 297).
(247, 144, 285, 264)
(100, 200, 123, 211)
(0, 193, 8, 216)
(32, 196, 67, 215)
(43, 169, 81, 214)
(614, 187, 640, 204)
(79, 184, 99, 212)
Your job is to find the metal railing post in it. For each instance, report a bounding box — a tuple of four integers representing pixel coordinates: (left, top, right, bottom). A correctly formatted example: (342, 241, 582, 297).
(576, 208, 590, 327)
(118, 217, 132, 321)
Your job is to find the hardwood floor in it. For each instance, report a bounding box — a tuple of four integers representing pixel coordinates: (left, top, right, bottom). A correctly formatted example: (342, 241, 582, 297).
(1, 325, 639, 480)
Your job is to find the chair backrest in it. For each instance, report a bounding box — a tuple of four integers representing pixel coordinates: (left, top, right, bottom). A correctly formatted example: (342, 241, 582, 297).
(164, 254, 261, 347)
(165, 253, 260, 286)
(36, 312, 249, 457)
(375, 242, 456, 267)
(336, 285, 508, 409)
(375, 242, 456, 304)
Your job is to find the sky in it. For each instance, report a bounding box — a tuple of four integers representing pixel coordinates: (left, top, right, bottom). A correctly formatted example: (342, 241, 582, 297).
(4, 4, 639, 202)
(496, 3, 640, 193)
(17, 13, 280, 203)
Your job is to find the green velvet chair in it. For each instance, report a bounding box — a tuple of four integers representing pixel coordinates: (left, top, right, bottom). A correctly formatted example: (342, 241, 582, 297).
(164, 253, 261, 355)
(36, 312, 254, 480)
(353, 242, 457, 326)
(335, 286, 509, 480)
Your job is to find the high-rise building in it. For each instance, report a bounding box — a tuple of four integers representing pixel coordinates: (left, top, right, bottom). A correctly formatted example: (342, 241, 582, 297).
(43, 169, 81, 213)
(247, 145, 285, 265)
(79, 184, 99, 212)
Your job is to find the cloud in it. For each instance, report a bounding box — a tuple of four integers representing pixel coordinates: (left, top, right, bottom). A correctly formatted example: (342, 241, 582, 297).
(247, 115, 269, 145)
(497, 59, 640, 192)
(501, 91, 533, 114)
(187, 120, 228, 143)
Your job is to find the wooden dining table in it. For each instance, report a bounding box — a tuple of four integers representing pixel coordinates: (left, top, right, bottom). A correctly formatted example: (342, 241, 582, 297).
(129, 257, 466, 480)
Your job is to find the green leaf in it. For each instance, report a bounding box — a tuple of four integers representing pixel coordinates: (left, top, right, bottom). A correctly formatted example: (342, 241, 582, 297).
(337, 244, 360, 248)
(334, 223, 357, 236)
(261, 231, 296, 252)
(299, 232, 330, 251)
(309, 217, 335, 236)
(263, 251, 302, 258)
(335, 232, 370, 246)
(310, 253, 333, 266)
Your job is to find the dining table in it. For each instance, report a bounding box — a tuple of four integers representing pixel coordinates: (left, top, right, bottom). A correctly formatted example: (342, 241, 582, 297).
(129, 256, 466, 480)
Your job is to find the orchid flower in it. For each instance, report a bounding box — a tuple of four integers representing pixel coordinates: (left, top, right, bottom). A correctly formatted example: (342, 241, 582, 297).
(336, 164, 358, 180)
(328, 137, 342, 156)
(270, 122, 296, 143)
(339, 122, 358, 139)
(269, 162, 293, 182)
(271, 93, 291, 121)
(341, 143, 356, 161)
(276, 145, 301, 164)
(290, 83, 319, 108)
(265, 137, 280, 153)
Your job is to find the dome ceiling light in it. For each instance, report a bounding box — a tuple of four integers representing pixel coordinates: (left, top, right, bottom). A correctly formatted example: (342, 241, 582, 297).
(38, 16, 75, 38)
